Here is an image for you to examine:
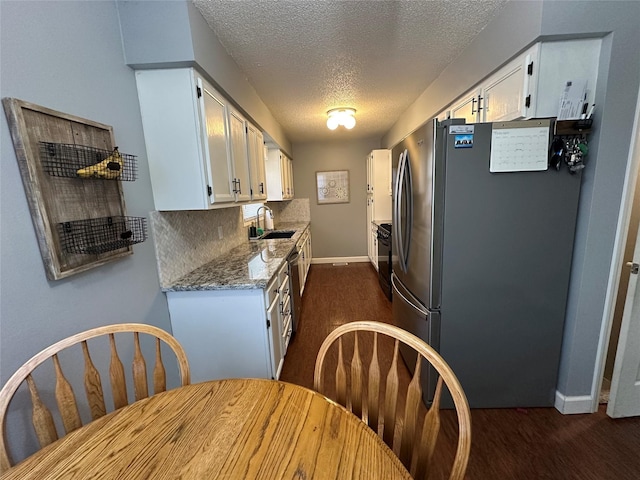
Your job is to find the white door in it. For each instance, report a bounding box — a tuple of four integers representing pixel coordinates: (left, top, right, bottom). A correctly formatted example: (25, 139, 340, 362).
(607, 95, 640, 418)
(607, 225, 640, 418)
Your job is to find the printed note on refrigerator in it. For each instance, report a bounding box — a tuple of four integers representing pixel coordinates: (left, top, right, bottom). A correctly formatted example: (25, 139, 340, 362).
(490, 123, 550, 173)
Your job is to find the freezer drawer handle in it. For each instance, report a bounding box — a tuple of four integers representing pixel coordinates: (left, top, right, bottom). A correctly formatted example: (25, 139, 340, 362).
(391, 274, 428, 317)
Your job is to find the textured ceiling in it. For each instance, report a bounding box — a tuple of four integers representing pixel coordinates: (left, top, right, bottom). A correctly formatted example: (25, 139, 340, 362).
(193, 0, 508, 143)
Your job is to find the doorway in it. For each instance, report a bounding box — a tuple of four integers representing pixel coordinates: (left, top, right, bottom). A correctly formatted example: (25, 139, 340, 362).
(600, 164, 640, 404)
(598, 86, 640, 416)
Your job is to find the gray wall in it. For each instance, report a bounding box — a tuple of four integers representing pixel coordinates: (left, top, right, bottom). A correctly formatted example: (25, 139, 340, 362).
(0, 0, 175, 462)
(117, 0, 292, 154)
(540, 0, 640, 398)
(293, 138, 380, 259)
(383, 0, 640, 400)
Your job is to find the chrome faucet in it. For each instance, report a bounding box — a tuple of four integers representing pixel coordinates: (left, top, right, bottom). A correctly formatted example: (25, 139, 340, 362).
(256, 205, 273, 232)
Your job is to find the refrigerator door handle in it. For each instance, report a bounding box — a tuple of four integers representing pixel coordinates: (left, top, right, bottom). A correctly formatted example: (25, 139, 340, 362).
(394, 150, 409, 273)
(405, 151, 414, 269)
(392, 273, 428, 317)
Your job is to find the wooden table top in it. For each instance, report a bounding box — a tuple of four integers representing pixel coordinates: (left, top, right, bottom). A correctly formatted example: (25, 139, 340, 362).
(2, 379, 411, 479)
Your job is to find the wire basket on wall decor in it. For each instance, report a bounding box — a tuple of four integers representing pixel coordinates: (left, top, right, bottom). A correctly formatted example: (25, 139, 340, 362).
(57, 216, 147, 255)
(40, 142, 138, 181)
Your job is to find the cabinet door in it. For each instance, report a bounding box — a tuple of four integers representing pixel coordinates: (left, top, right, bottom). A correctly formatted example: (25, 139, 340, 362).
(288, 157, 294, 198)
(436, 109, 450, 122)
(282, 154, 294, 199)
(297, 235, 306, 293)
(450, 88, 481, 123)
(199, 78, 235, 204)
(247, 124, 267, 200)
(371, 224, 378, 270)
(227, 107, 251, 202)
(367, 197, 373, 262)
(265, 149, 284, 201)
(366, 153, 373, 194)
(304, 232, 312, 283)
(482, 49, 535, 122)
(266, 296, 284, 379)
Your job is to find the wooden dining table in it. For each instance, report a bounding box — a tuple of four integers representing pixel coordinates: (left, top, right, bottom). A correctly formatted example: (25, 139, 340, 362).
(2, 378, 411, 479)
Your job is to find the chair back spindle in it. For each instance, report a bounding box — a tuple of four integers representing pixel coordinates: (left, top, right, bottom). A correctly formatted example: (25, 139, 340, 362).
(52, 354, 82, 434)
(153, 338, 167, 394)
(132, 332, 149, 401)
(81, 341, 106, 420)
(25, 375, 57, 448)
(350, 333, 363, 418)
(383, 339, 400, 446)
(367, 332, 381, 431)
(109, 333, 128, 410)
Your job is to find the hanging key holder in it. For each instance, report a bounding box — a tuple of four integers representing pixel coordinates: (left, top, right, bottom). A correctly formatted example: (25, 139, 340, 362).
(550, 118, 593, 174)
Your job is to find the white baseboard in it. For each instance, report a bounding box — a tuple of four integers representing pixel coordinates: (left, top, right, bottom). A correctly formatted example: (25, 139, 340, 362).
(311, 256, 369, 265)
(554, 391, 594, 414)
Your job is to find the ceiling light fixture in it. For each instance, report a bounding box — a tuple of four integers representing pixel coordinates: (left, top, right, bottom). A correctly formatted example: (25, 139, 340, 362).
(327, 108, 356, 130)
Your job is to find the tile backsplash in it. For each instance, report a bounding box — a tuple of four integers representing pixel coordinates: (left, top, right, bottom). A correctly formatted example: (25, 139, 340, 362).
(151, 198, 310, 287)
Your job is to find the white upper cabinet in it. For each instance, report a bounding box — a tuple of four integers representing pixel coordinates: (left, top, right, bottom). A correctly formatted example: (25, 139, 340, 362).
(447, 39, 600, 125)
(135, 67, 269, 210)
(136, 68, 234, 209)
(450, 87, 482, 123)
(247, 123, 267, 201)
(482, 44, 539, 122)
(531, 38, 601, 118)
(266, 148, 294, 201)
(366, 149, 392, 219)
(227, 106, 251, 202)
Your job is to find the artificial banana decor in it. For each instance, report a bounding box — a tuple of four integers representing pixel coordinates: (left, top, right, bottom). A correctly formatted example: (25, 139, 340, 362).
(2, 97, 145, 280)
(77, 147, 123, 179)
(40, 142, 137, 181)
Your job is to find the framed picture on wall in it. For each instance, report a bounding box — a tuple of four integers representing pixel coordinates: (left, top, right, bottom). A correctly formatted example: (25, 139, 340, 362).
(316, 170, 350, 204)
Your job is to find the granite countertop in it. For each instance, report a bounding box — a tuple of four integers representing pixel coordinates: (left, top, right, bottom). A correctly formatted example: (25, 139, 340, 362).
(164, 222, 309, 292)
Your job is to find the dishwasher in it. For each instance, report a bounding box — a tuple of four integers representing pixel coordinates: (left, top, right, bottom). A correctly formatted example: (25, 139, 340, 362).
(287, 248, 302, 334)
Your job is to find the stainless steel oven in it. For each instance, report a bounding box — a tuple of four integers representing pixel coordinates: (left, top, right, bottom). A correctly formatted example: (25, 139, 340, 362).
(377, 223, 392, 300)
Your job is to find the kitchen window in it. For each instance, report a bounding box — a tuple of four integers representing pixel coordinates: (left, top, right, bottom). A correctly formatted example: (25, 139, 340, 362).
(242, 203, 264, 225)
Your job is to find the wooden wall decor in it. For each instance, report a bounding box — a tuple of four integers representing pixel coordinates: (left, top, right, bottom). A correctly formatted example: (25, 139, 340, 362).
(2, 98, 146, 280)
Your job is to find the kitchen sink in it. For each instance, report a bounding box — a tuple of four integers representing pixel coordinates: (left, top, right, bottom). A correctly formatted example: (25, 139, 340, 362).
(261, 230, 295, 239)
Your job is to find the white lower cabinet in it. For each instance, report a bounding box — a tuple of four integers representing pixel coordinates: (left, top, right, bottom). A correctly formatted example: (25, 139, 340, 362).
(368, 222, 378, 270)
(167, 262, 291, 382)
(296, 229, 312, 295)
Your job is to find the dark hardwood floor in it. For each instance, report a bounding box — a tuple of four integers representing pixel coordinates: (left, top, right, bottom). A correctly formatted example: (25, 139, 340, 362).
(280, 263, 640, 480)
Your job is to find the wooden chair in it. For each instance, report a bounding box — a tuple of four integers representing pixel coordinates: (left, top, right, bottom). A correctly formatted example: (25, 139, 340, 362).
(0, 323, 190, 471)
(314, 321, 471, 480)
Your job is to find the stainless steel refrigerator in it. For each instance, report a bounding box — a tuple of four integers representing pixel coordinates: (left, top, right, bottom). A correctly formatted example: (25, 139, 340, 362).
(391, 118, 582, 408)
